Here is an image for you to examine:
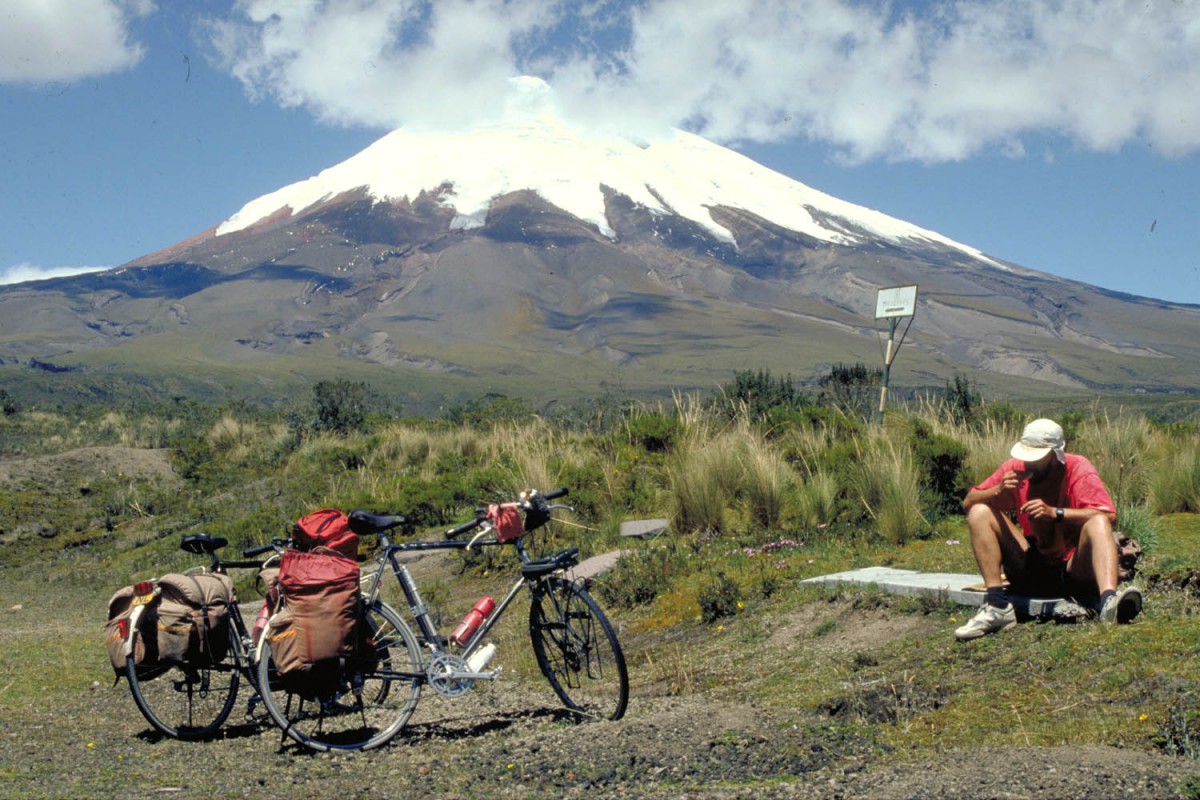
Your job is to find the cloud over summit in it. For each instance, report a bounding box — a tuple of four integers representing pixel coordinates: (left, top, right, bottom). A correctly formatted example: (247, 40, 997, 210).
(3, 0, 1199, 164)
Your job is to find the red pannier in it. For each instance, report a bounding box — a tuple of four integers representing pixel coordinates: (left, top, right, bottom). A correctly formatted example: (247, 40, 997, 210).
(266, 513, 361, 698)
(291, 508, 358, 560)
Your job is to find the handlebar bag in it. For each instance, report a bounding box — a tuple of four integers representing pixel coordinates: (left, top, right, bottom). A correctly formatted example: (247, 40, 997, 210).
(487, 503, 525, 543)
(269, 549, 360, 699)
(292, 508, 359, 560)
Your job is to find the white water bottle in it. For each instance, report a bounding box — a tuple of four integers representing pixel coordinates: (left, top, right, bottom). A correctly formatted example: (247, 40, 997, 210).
(466, 643, 496, 673)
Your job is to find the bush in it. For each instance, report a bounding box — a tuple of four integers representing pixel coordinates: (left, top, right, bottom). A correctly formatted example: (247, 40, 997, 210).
(712, 368, 810, 422)
(816, 362, 881, 423)
(941, 373, 982, 428)
(907, 418, 970, 517)
(853, 440, 926, 544)
(312, 380, 373, 435)
(626, 411, 682, 453)
(698, 571, 741, 623)
(667, 437, 744, 534)
(596, 544, 688, 610)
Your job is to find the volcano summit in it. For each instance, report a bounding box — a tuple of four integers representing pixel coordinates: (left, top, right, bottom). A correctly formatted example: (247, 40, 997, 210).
(2, 78, 1198, 406)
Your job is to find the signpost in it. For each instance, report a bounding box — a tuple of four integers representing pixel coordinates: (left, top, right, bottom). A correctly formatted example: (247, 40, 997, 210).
(874, 285, 917, 424)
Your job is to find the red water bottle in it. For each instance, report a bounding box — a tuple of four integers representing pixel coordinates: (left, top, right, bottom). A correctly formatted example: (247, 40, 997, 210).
(450, 596, 495, 645)
(252, 601, 270, 644)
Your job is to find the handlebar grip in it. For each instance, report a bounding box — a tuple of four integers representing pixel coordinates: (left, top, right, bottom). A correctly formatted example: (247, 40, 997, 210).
(243, 542, 278, 557)
(543, 487, 569, 500)
(446, 516, 484, 539)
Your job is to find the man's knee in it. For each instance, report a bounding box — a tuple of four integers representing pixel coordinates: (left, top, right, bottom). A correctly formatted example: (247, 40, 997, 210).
(1079, 514, 1115, 548)
(966, 503, 1001, 533)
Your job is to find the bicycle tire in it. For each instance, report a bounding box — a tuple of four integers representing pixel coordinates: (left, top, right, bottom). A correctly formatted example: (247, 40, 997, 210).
(125, 621, 240, 740)
(529, 576, 629, 721)
(256, 599, 423, 752)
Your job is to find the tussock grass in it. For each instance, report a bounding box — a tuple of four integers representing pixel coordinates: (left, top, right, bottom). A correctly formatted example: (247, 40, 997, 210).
(853, 437, 927, 544)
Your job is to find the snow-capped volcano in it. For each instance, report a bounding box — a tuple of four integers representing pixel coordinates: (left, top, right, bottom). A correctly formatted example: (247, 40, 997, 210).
(218, 77, 996, 266)
(6, 75, 1198, 406)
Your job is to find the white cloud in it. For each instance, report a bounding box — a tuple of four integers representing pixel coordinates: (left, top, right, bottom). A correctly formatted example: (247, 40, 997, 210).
(203, 0, 1200, 163)
(0, 0, 154, 84)
(0, 262, 110, 286)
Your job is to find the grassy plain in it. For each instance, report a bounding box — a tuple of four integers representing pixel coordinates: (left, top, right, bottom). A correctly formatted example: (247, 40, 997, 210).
(1, 396, 1199, 797)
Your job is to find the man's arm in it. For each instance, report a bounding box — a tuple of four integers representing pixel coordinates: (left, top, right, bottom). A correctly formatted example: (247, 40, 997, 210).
(963, 469, 1023, 511)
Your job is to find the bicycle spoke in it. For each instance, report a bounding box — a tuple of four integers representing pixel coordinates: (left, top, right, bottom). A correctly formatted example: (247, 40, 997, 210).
(529, 577, 628, 721)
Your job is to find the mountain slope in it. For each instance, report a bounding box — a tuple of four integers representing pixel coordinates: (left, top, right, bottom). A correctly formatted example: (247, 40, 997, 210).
(2, 83, 1198, 407)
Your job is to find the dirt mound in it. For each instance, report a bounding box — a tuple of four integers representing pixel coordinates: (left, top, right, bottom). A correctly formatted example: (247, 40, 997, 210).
(0, 445, 177, 487)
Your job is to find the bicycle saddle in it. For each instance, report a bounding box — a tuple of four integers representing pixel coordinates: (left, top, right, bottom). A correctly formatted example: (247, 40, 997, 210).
(180, 534, 228, 554)
(348, 509, 409, 535)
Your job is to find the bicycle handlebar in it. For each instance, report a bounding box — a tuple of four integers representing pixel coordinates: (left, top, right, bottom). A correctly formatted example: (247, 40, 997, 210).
(243, 541, 281, 558)
(445, 515, 485, 539)
(444, 487, 570, 539)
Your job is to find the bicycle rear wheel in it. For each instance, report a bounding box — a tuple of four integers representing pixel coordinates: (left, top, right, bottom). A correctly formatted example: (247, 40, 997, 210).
(125, 623, 240, 740)
(529, 577, 629, 721)
(256, 600, 423, 752)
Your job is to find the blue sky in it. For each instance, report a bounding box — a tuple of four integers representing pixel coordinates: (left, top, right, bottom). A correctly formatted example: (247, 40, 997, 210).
(2, 0, 1198, 304)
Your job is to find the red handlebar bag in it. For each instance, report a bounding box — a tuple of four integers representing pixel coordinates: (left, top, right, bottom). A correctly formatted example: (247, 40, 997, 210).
(488, 503, 524, 543)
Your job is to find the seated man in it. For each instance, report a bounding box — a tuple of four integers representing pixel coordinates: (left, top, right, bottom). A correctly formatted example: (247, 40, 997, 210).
(955, 418, 1142, 641)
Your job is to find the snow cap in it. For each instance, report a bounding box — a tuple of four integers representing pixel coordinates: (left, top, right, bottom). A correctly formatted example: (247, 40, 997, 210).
(1011, 418, 1066, 464)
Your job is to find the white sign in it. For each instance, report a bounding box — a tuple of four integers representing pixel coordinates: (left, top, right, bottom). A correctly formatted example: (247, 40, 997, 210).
(875, 285, 918, 319)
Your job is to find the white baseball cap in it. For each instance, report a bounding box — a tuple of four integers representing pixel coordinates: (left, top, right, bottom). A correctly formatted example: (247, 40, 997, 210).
(1011, 418, 1066, 463)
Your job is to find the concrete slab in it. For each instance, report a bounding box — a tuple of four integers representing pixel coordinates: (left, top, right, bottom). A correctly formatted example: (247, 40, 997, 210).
(572, 550, 631, 581)
(620, 519, 668, 539)
(799, 567, 1089, 621)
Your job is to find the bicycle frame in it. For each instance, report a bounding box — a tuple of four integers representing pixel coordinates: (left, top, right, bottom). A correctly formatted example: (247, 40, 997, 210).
(360, 524, 536, 677)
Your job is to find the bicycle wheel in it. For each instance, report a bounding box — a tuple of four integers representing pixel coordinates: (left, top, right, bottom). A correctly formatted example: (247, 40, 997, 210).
(125, 622, 240, 740)
(256, 600, 423, 752)
(529, 576, 629, 721)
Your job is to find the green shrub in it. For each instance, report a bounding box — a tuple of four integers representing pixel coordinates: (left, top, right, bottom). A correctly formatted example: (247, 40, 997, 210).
(741, 445, 795, 529)
(711, 368, 810, 422)
(1148, 439, 1200, 515)
(668, 437, 744, 534)
(698, 571, 741, 623)
(596, 544, 688, 610)
(941, 373, 982, 428)
(907, 418, 970, 517)
(853, 441, 926, 544)
(796, 470, 839, 530)
(626, 411, 682, 453)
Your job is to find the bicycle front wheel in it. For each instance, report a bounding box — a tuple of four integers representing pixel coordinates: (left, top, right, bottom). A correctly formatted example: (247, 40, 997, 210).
(256, 600, 423, 752)
(529, 577, 629, 721)
(125, 623, 240, 740)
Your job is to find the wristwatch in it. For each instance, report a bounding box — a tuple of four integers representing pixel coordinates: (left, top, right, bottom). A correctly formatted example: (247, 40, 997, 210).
(1055, 507, 1065, 521)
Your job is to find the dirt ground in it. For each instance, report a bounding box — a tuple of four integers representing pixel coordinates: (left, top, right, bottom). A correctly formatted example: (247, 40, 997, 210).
(3, 583, 1196, 800)
(3, 447, 1200, 799)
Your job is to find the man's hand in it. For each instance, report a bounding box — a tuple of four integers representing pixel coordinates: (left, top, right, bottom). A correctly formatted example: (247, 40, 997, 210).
(999, 469, 1028, 492)
(1019, 498, 1055, 520)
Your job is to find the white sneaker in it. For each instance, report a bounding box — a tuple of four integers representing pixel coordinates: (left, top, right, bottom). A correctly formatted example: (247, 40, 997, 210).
(954, 603, 1017, 641)
(1097, 587, 1143, 624)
